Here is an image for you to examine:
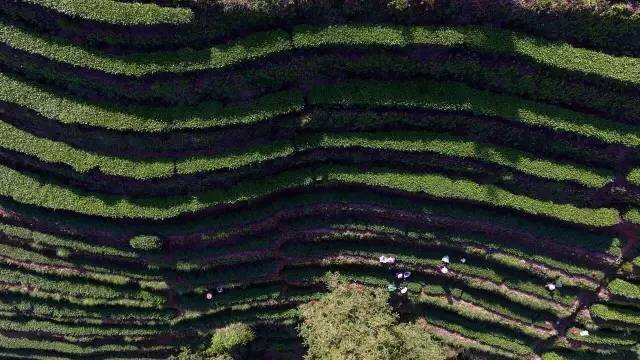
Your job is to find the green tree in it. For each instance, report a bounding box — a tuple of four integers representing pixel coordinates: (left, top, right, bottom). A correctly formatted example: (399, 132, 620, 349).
(173, 323, 255, 360)
(298, 273, 446, 360)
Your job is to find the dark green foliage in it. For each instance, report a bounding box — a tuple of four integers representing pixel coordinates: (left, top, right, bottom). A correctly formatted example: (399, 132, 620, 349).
(129, 235, 163, 251)
(174, 323, 255, 360)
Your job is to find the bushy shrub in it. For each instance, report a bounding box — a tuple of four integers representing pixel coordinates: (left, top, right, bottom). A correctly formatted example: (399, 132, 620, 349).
(129, 235, 162, 251)
(298, 272, 446, 360)
(207, 323, 255, 357)
(174, 323, 255, 360)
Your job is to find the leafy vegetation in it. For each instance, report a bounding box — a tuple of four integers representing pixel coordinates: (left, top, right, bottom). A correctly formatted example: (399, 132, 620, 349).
(21, 0, 193, 25)
(1, 1, 638, 358)
(299, 273, 446, 360)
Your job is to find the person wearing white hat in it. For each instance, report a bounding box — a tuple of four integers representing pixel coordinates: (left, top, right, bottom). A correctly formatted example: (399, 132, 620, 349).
(400, 287, 408, 294)
(546, 283, 556, 291)
(403, 271, 411, 279)
(579, 330, 589, 336)
(441, 255, 450, 263)
(440, 267, 448, 274)
(205, 292, 213, 300)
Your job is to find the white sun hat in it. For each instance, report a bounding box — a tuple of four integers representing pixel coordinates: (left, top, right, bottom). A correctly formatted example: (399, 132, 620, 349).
(460, 258, 466, 263)
(403, 271, 411, 279)
(400, 287, 408, 294)
(579, 330, 589, 336)
(546, 283, 556, 291)
(440, 267, 448, 274)
(441, 255, 450, 263)
(205, 292, 213, 300)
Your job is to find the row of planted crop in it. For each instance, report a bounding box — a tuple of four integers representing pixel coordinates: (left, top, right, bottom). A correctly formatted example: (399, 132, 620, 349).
(4, 22, 640, 126)
(0, 160, 624, 225)
(0, 117, 613, 190)
(8, 40, 640, 127)
(0, 225, 624, 354)
(0, 208, 612, 313)
(9, 0, 640, 56)
(3, 73, 638, 159)
(0, 302, 302, 358)
(166, 223, 603, 290)
(2, 22, 638, 82)
(0, 212, 606, 305)
(0, 184, 619, 269)
(0, 228, 584, 321)
(18, 0, 194, 25)
(0, 141, 606, 209)
(2, 102, 628, 177)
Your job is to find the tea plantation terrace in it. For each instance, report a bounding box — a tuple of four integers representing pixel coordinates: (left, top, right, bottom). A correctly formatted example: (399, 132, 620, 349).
(0, 0, 639, 359)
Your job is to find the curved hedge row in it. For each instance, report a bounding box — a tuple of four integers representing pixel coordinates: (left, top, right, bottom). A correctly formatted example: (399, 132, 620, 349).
(20, 0, 193, 25)
(2, 22, 639, 81)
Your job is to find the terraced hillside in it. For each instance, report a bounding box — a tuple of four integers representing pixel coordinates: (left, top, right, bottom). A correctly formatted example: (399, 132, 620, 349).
(1, 0, 640, 358)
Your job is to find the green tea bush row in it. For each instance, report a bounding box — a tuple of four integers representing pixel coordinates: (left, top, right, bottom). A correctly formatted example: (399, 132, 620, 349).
(8, 41, 640, 126)
(0, 293, 174, 325)
(416, 292, 552, 340)
(310, 110, 627, 168)
(0, 316, 160, 339)
(310, 80, 640, 149)
(330, 169, 619, 227)
(420, 284, 552, 329)
(417, 309, 536, 356)
(0, 331, 171, 354)
(0, 73, 303, 131)
(0, 242, 137, 286)
(590, 303, 640, 327)
(281, 236, 580, 304)
(20, 0, 193, 25)
(624, 208, 640, 225)
(2, 22, 639, 83)
(628, 169, 640, 186)
(565, 327, 637, 347)
(0, 282, 163, 309)
(2, 71, 637, 153)
(0, 161, 620, 225)
(607, 279, 640, 303)
(0, 221, 136, 258)
(0, 117, 613, 188)
(7, 0, 640, 53)
(0, 264, 165, 305)
(287, 257, 573, 317)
